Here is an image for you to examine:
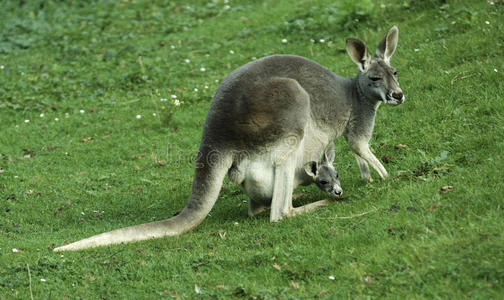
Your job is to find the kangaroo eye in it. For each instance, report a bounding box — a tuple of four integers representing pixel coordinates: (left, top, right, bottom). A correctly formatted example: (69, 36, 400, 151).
(369, 77, 381, 81)
(319, 180, 328, 185)
(394, 71, 398, 76)
(336, 174, 339, 179)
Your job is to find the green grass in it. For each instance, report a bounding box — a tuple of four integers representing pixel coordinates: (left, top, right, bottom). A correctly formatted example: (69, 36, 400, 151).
(1, 0, 503, 298)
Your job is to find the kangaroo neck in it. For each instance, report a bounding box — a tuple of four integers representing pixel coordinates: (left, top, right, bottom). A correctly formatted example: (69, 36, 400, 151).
(342, 75, 381, 139)
(353, 74, 381, 113)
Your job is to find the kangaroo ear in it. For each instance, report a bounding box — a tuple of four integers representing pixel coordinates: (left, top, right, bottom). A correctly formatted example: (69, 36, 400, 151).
(375, 25, 398, 62)
(323, 143, 335, 164)
(346, 38, 371, 72)
(304, 161, 318, 178)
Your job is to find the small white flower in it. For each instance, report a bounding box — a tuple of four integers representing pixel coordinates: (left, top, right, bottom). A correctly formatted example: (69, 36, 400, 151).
(152, 113, 157, 116)
(40, 278, 47, 282)
(204, 85, 209, 89)
(12, 248, 19, 253)
(310, 39, 315, 43)
(224, 0, 229, 3)
(234, 222, 239, 226)
(328, 275, 335, 280)
(494, 69, 498, 72)
(174, 99, 181, 106)
(224, 5, 230, 10)
(24, 120, 30, 123)
(0, 65, 4, 69)
(60, 255, 64, 258)
(489, 1, 495, 4)
(27, 189, 33, 195)
(229, 50, 235, 54)
(281, 39, 288, 44)
(200, 67, 206, 72)
(194, 285, 201, 294)
(81, 211, 85, 215)
(160, 98, 168, 102)
(380, 4, 386, 9)
(79, 109, 85, 114)
(171, 94, 177, 99)
(319, 39, 325, 43)
(414, 48, 420, 52)
(170, 45, 175, 49)
(184, 59, 191, 63)
(485, 21, 490, 25)
(14, 175, 19, 178)
(251, 57, 257, 60)
(65, 113, 70, 118)
(54, 117, 59, 121)
(40, 113, 44, 117)
(136, 115, 141, 119)
(194, 88, 199, 92)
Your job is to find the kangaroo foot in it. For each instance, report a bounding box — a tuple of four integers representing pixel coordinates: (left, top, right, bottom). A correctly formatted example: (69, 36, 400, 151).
(287, 199, 330, 217)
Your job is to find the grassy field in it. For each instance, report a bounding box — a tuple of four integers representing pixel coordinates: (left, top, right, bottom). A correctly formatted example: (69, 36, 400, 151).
(1, 0, 503, 298)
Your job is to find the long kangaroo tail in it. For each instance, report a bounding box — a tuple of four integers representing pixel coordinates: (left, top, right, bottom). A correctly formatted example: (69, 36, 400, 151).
(54, 149, 232, 252)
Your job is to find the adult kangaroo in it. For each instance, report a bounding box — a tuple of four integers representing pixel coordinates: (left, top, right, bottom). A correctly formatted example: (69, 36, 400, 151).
(54, 26, 404, 251)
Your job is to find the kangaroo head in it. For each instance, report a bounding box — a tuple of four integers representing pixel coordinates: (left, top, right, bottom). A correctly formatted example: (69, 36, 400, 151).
(304, 144, 343, 196)
(346, 25, 405, 106)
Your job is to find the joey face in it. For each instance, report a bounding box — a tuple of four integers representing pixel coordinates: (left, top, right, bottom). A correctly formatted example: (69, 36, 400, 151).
(304, 143, 342, 196)
(305, 161, 343, 197)
(315, 165, 343, 196)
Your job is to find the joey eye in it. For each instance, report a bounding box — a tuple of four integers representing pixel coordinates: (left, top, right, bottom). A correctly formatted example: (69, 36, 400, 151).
(369, 77, 381, 81)
(319, 180, 329, 185)
(393, 71, 398, 76)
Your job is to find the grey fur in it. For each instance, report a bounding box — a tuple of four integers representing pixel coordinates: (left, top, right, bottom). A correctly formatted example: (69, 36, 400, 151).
(303, 143, 343, 197)
(54, 26, 404, 251)
(244, 142, 343, 217)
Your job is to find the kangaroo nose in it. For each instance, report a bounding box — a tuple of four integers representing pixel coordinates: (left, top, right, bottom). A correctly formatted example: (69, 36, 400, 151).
(333, 188, 343, 196)
(392, 92, 403, 100)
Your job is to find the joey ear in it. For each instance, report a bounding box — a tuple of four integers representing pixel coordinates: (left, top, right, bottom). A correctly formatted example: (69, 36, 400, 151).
(346, 38, 371, 72)
(375, 25, 398, 62)
(323, 143, 335, 164)
(304, 161, 318, 178)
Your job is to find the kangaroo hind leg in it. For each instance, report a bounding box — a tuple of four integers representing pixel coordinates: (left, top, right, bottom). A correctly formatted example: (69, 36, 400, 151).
(270, 152, 297, 222)
(289, 200, 330, 217)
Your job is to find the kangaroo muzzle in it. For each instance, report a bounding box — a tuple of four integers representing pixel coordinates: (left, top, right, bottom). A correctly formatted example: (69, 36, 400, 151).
(331, 185, 343, 196)
(386, 89, 405, 105)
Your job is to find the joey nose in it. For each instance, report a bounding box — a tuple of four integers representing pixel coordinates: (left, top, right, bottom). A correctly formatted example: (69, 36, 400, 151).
(392, 92, 403, 100)
(333, 187, 343, 196)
